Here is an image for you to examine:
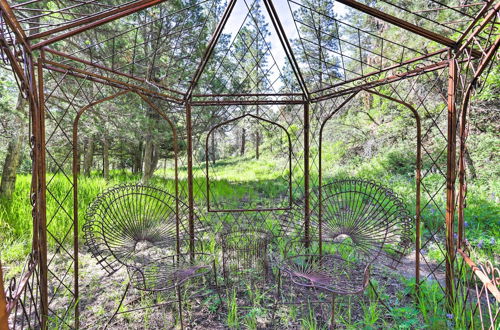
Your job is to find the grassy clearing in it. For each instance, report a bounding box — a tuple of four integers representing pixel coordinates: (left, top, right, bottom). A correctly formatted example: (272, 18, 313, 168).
(1, 149, 498, 270)
(0, 148, 498, 328)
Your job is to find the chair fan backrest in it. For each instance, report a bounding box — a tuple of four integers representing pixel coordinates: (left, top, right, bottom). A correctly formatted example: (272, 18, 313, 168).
(83, 184, 190, 274)
(319, 179, 412, 265)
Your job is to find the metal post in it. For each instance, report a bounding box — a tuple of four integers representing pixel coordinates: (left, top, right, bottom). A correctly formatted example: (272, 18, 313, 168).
(445, 51, 457, 308)
(176, 285, 184, 330)
(0, 260, 8, 329)
(186, 102, 195, 259)
(34, 52, 48, 330)
(304, 102, 310, 246)
(330, 293, 336, 329)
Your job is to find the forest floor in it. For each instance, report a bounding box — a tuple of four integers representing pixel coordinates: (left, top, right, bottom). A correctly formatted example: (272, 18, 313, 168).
(19, 249, 443, 329)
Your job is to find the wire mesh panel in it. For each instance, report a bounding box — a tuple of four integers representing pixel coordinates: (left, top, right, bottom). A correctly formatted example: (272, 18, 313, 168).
(220, 229, 272, 286)
(0, 0, 499, 327)
(36, 62, 190, 326)
(190, 102, 307, 243)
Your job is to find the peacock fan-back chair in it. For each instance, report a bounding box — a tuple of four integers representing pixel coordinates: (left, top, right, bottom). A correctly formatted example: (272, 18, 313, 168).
(278, 178, 413, 327)
(83, 184, 214, 328)
(318, 178, 413, 265)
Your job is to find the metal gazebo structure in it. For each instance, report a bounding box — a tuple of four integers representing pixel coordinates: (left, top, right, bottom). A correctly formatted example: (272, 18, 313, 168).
(0, 0, 499, 328)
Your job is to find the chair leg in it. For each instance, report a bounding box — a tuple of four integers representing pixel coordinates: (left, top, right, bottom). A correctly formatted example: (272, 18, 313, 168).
(176, 285, 184, 330)
(105, 282, 130, 329)
(330, 293, 336, 329)
(368, 279, 391, 312)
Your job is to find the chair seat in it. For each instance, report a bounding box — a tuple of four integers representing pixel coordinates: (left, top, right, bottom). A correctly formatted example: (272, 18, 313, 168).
(127, 253, 212, 292)
(280, 254, 370, 295)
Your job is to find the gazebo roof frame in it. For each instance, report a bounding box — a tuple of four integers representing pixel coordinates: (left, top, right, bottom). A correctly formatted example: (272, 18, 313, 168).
(1, 0, 498, 105)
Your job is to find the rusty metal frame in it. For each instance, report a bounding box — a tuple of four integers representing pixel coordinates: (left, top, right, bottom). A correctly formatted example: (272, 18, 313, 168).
(39, 56, 185, 104)
(445, 51, 458, 307)
(42, 47, 185, 99)
(334, 0, 483, 58)
(456, 247, 500, 329)
(71, 89, 181, 326)
(263, 0, 309, 99)
(457, 34, 500, 248)
(185, 0, 238, 100)
(30, 0, 169, 50)
(204, 113, 294, 213)
(0, 261, 8, 328)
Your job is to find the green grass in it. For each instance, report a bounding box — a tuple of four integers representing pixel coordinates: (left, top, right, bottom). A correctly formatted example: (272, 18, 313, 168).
(0, 147, 498, 328)
(1, 149, 498, 274)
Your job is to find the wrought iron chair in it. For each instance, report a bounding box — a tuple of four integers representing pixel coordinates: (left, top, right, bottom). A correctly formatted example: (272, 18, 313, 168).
(318, 179, 413, 266)
(278, 179, 412, 327)
(83, 184, 215, 329)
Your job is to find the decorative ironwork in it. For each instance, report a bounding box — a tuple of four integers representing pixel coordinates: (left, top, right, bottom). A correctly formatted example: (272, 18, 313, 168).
(279, 179, 411, 325)
(83, 184, 188, 275)
(0, 0, 498, 327)
(84, 184, 215, 328)
(318, 179, 413, 265)
(220, 229, 272, 287)
(278, 239, 371, 327)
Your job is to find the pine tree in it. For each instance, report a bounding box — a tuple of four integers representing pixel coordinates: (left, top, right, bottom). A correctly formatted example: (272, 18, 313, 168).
(291, 0, 341, 89)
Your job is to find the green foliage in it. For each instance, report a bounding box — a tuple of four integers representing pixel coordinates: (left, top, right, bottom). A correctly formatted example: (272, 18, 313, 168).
(226, 289, 239, 328)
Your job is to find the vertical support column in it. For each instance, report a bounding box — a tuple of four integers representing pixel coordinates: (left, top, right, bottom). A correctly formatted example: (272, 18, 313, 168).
(67, 53, 80, 328)
(186, 102, 195, 259)
(445, 52, 457, 307)
(457, 94, 469, 250)
(26, 51, 47, 329)
(0, 260, 7, 329)
(37, 62, 48, 330)
(415, 111, 422, 294)
(304, 102, 310, 246)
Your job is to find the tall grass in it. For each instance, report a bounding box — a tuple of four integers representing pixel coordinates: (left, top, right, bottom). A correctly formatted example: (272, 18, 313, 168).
(1, 149, 498, 279)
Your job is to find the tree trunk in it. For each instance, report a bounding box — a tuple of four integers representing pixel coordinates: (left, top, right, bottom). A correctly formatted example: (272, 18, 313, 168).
(0, 133, 24, 199)
(133, 142, 143, 173)
(0, 95, 27, 199)
(255, 131, 260, 160)
(151, 144, 159, 175)
(240, 128, 246, 156)
(102, 135, 109, 180)
(83, 136, 94, 177)
(142, 136, 154, 183)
